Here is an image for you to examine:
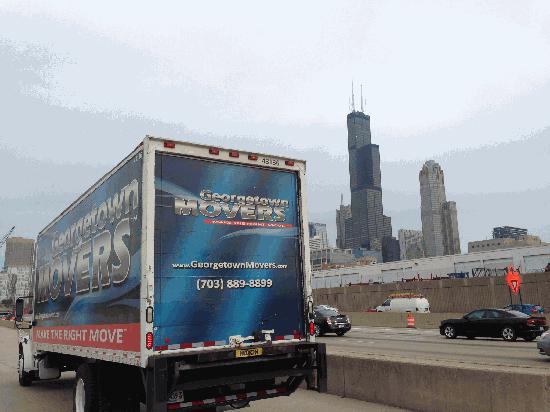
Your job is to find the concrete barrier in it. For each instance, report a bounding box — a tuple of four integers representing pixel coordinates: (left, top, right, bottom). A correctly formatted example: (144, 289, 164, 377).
(348, 312, 463, 329)
(326, 350, 550, 412)
(0, 319, 14, 329)
(314, 272, 550, 314)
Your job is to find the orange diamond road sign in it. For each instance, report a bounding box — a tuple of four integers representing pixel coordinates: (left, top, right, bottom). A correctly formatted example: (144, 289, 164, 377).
(506, 265, 521, 295)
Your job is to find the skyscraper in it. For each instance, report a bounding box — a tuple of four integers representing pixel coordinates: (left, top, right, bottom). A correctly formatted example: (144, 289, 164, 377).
(441, 201, 460, 255)
(308, 222, 329, 250)
(419, 160, 461, 257)
(336, 195, 353, 249)
(347, 97, 387, 251)
(398, 229, 425, 260)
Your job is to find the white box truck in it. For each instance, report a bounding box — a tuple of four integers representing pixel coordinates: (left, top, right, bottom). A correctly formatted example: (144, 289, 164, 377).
(15, 136, 326, 411)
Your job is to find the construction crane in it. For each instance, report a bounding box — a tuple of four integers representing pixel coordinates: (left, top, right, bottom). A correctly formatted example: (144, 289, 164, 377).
(0, 226, 15, 250)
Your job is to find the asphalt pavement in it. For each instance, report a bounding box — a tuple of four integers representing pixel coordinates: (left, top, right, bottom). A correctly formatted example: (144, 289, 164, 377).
(319, 325, 550, 371)
(0, 326, 406, 412)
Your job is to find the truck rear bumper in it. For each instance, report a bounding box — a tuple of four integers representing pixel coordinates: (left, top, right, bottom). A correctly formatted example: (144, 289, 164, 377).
(145, 341, 326, 411)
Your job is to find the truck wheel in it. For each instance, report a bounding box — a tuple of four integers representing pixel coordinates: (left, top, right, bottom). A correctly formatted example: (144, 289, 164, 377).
(18, 348, 32, 386)
(73, 364, 98, 412)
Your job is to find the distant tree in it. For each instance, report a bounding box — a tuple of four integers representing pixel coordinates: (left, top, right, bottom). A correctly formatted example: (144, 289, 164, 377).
(7, 273, 17, 305)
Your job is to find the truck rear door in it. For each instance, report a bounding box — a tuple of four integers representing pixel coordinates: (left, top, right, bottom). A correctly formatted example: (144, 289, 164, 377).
(153, 152, 305, 350)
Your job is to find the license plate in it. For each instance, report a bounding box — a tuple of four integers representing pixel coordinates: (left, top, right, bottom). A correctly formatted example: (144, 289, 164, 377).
(235, 347, 263, 358)
(338, 324, 345, 328)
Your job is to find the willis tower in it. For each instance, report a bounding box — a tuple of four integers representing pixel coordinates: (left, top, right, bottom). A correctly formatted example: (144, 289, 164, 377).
(347, 85, 394, 256)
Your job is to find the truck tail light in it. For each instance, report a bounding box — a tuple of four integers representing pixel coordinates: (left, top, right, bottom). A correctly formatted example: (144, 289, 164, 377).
(209, 147, 220, 155)
(309, 321, 315, 335)
(146, 332, 153, 350)
(229, 151, 239, 158)
(163, 141, 176, 149)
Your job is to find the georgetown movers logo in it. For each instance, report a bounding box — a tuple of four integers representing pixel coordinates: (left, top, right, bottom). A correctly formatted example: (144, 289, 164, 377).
(36, 179, 139, 303)
(174, 189, 290, 222)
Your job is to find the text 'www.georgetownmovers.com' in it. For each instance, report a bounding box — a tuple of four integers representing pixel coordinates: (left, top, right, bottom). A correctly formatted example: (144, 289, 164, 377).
(172, 261, 288, 270)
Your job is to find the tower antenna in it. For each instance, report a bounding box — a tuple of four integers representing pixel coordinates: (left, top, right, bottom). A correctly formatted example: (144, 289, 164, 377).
(360, 84, 364, 112)
(340, 193, 344, 206)
(351, 81, 355, 112)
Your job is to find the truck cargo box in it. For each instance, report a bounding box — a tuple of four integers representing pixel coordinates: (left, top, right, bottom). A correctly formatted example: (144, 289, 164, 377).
(30, 137, 313, 368)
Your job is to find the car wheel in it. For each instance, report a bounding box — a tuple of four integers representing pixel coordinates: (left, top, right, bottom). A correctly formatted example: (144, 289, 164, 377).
(501, 326, 517, 342)
(73, 364, 98, 412)
(314, 324, 323, 337)
(18, 348, 32, 387)
(443, 324, 457, 339)
(523, 335, 536, 342)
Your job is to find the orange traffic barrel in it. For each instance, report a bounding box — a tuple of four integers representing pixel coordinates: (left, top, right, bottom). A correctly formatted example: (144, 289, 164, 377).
(407, 312, 416, 328)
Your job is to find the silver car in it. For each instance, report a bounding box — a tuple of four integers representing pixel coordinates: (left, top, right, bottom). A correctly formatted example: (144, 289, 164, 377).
(537, 331, 550, 355)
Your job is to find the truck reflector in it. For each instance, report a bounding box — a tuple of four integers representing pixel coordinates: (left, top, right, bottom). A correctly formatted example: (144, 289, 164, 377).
(164, 141, 176, 149)
(248, 154, 258, 161)
(285, 160, 295, 166)
(146, 332, 153, 350)
(229, 151, 239, 158)
(209, 147, 220, 155)
(309, 322, 315, 335)
(146, 306, 153, 323)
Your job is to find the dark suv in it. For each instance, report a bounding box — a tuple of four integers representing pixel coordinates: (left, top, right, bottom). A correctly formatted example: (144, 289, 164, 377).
(313, 305, 351, 337)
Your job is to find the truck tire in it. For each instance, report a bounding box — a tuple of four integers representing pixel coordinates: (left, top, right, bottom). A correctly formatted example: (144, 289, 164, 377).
(18, 348, 32, 386)
(73, 364, 98, 412)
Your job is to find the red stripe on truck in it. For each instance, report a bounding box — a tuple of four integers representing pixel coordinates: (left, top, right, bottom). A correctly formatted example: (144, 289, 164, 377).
(203, 219, 293, 229)
(33, 323, 140, 352)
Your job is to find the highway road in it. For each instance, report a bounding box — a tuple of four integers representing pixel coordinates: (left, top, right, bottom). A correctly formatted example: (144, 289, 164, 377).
(319, 325, 550, 370)
(0, 326, 405, 412)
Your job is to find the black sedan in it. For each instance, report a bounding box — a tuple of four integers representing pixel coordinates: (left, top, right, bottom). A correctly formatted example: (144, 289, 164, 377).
(440, 309, 548, 342)
(313, 305, 351, 337)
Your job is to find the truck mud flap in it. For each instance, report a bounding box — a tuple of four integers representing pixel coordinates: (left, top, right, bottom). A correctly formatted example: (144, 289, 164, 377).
(146, 357, 169, 412)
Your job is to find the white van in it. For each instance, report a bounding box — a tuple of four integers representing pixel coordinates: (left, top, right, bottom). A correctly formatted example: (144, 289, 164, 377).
(376, 297, 430, 313)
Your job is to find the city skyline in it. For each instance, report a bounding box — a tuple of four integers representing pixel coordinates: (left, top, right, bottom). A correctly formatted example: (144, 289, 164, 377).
(2, 2, 550, 265)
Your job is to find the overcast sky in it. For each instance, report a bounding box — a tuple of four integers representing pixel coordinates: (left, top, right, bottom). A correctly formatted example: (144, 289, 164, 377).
(1, 1, 550, 257)
(2, 1, 550, 161)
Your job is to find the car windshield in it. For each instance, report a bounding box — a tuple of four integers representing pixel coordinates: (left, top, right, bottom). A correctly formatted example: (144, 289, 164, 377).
(316, 308, 339, 317)
(506, 310, 529, 318)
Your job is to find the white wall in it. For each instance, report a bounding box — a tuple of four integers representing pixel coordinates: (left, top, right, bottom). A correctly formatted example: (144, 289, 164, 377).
(312, 245, 550, 289)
